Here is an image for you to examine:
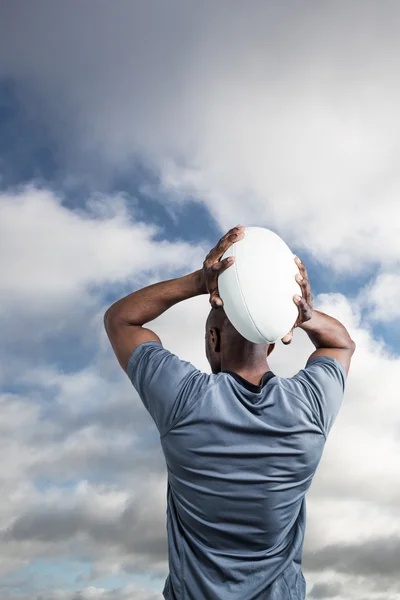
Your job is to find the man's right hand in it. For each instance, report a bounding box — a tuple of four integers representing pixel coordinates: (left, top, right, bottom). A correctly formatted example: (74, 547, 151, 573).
(281, 256, 314, 345)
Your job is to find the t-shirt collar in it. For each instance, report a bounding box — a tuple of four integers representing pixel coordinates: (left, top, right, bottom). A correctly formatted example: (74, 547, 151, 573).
(221, 369, 276, 393)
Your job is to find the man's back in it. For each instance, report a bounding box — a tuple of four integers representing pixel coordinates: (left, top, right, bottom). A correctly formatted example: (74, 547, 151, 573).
(128, 343, 347, 600)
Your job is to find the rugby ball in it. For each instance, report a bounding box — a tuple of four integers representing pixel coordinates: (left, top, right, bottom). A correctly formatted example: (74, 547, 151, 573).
(218, 226, 300, 343)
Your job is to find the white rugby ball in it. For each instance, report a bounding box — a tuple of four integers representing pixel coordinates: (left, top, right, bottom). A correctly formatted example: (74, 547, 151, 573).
(218, 226, 300, 344)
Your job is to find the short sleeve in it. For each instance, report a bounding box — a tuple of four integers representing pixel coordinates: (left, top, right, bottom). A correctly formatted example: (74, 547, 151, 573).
(126, 341, 210, 437)
(289, 356, 347, 438)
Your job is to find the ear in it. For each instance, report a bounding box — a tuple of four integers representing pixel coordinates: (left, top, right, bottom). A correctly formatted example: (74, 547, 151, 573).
(267, 342, 275, 357)
(211, 327, 222, 352)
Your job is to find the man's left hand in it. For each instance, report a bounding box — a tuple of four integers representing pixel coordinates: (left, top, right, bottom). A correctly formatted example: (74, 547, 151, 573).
(200, 225, 245, 309)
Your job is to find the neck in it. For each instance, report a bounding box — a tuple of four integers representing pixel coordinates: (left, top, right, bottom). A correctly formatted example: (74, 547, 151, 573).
(221, 360, 271, 386)
(217, 339, 272, 385)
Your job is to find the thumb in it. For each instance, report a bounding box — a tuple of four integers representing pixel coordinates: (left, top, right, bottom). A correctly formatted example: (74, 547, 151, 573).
(281, 329, 294, 345)
(212, 257, 234, 272)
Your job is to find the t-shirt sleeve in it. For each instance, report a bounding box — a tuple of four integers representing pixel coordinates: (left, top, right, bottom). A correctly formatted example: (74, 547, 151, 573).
(289, 355, 347, 438)
(126, 341, 210, 437)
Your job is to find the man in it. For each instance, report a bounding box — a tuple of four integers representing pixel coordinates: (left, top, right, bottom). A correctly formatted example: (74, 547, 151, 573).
(104, 225, 356, 600)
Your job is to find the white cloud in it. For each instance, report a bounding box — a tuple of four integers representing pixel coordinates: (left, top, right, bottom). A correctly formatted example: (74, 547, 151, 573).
(0, 187, 205, 313)
(359, 272, 400, 322)
(1, 276, 400, 595)
(1, 2, 400, 278)
(0, 185, 209, 390)
(1, 2, 400, 597)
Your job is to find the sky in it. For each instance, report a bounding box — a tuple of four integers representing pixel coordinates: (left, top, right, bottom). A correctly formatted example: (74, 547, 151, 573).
(0, 1, 400, 598)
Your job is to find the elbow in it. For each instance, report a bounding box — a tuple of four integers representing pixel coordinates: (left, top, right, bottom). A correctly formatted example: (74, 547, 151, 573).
(103, 310, 110, 331)
(104, 308, 126, 330)
(348, 339, 356, 353)
(104, 307, 116, 329)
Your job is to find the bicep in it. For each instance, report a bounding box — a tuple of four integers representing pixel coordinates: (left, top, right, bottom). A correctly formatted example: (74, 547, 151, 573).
(290, 355, 348, 437)
(306, 344, 356, 377)
(104, 316, 162, 373)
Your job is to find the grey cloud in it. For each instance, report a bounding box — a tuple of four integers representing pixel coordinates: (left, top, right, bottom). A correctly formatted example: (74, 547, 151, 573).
(1, 1, 400, 597)
(0, 587, 161, 600)
(304, 535, 400, 578)
(309, 580, 342, 598)
(4, 485, 168, 564)
(2, 0, 400, 164)
(2, 1, 400, 277)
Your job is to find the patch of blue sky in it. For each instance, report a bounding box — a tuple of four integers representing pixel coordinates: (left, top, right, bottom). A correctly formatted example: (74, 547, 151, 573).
(375, 320, 400, 354)
(32, 466, 132, 490)
(33, 478, 81, 494)
(1, 558, 91, 595)
(80, 571, 167, 592)
(1, 78, 397, 360)
(2, 558, 167, 595)
(0, 79, 60, 189)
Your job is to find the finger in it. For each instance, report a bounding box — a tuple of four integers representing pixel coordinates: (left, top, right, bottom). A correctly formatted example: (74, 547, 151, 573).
(294, 255, 303, 268)
(294, 256, 308, 278)
(207, 257, 234, 283)
(281, 331, 293, 345)
(208, 257, 235, 307)
(226, 225, 245, 235)
(295, 274, 309, 292)
(296, 273, 313, 307)
(207, 229, 245, 263)
(295, 274, 307, 299)
(295, 272, 304, 286)
(211, 257, 235, 271)
(217, 225, 245, 247)
(295, 270, 314, 307)
(293, 294, 312, 321)
(219, 230, 244, 251)
(210, 292, 223, 308)
(294, 258, 307, 287)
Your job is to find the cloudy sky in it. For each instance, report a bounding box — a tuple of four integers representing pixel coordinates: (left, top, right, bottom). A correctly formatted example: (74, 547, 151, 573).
(1, 1, 400, 598)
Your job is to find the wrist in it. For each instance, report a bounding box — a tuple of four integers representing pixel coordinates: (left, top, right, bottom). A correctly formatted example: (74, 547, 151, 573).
(193, 269, 207, 295)
(298, 309, 318, 330)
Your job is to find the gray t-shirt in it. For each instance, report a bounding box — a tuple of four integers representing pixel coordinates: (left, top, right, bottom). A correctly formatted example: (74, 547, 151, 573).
(127, 342, 346, 600)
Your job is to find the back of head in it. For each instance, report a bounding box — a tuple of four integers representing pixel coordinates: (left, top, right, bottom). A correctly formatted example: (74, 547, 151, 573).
(206, 307, 239, 343)
(205, 307, 274, 374)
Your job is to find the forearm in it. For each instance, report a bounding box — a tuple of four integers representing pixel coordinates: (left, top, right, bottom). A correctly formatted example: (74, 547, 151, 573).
(299, 310, 355, 349)
(104, 269, 206, 326)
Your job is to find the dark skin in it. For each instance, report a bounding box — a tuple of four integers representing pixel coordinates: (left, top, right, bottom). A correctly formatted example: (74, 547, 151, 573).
(201, 226, 306, 385)
(104, 223, 310, 384)
(205, 306, 276, 385)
